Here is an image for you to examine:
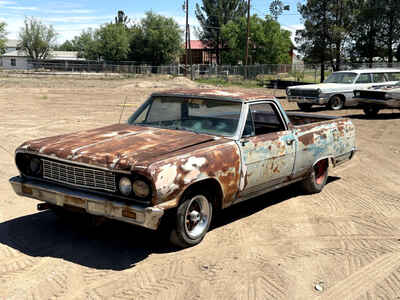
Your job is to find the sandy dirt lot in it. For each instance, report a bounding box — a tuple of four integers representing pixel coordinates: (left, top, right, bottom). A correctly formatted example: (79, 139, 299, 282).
(0, 74, 400, 300)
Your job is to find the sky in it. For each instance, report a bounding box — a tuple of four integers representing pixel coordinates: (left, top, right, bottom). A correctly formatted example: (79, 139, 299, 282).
(0, 0, 305, 45)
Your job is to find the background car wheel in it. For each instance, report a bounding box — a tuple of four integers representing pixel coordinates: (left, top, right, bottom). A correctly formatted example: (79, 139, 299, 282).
(297, 103, 312, 111)
(170, 193, 213, 248)
(300, 159, 328, 194)
(328, 95, 344, 110)
(363, 106, 380, 117)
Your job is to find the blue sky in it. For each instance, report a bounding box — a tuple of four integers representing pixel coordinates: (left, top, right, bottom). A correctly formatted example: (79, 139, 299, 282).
(0, 0, 305, 44)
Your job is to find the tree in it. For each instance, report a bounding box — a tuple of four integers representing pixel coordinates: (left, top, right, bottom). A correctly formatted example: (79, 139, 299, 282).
(350, 0, 384, 66)
(96, 23, 130, 61)
(221, 15, 292, 65)
(379, 0, 400, 65)
(18, 17, 57, 59)
(129, 12, 183, 65)
(195, 0, 247, 64)
(296, 0, 332, 82)
(115, 10, 130, 26)
(0, 22, 7, 54)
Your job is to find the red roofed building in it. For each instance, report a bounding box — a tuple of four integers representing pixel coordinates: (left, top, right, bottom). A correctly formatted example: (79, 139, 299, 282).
(180, 40, 217, 65)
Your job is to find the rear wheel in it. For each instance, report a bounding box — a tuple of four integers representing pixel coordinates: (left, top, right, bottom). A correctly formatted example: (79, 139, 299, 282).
(328, 95, 344, 110)
(170, 193, 213, 248)
(297, 103, 312, 111)
(300, 159, 328, 194)
(363, 106, 380, 117)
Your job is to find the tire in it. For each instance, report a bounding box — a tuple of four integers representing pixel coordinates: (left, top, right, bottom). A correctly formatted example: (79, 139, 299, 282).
(328, 95, 344, 110)
(170, 193, 213, 248)
(297, 103, 312, 111)
(300, 159, 328, 194)
(363, 106, 380, 117)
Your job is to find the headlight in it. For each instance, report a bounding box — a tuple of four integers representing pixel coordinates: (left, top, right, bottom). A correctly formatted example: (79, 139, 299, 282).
(29, 157, 41, 175)
(354, 91, 360, 97)
(119, 177, 132, 196)
(317, 88, 321, 94)
(286, 88, 291, 96)
(132, 180, 150, 198)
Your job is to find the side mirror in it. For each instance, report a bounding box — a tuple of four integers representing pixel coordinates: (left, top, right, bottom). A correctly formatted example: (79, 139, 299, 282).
(240, 137, 250, 146)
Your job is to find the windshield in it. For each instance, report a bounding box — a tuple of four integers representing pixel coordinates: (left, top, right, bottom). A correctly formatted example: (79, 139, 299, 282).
(324, 72, 357, 84)
(128, 96, 242, 137)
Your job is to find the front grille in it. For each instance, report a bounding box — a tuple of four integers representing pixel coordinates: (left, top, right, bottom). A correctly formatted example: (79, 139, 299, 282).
(42, 159, 116, 192)
(290, 89, 320, 97)
(359, 91, 387, 100)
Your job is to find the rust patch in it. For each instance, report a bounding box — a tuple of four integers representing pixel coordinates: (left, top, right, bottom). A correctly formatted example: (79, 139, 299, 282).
(65, 195, 85, 206)
(122, 207, 137, 219)
(22, 185, 33, 195)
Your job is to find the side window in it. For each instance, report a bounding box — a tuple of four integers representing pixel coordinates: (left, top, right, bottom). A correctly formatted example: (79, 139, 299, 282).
(10, 58, 16, 66)
(356, 74, 372, 83)
(372, 73, 386, 83)
(244, 103, 286, 136)
(386, 72, 400, 81)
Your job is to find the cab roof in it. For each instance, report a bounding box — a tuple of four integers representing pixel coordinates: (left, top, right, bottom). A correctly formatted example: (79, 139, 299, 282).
(151, 89, 275, 103)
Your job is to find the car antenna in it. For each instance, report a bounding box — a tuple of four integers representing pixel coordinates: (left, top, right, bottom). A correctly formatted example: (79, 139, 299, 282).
(119, 96, 128, 124)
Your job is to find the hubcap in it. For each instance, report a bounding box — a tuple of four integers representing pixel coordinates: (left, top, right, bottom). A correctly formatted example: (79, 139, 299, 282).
(184, 195, 210, 239)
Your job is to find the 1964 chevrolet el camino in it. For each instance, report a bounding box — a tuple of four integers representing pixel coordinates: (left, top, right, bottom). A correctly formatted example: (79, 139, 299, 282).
(10, 89, 356, 247)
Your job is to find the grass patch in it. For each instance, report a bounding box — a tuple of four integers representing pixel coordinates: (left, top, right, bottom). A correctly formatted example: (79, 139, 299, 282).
(195, 77, 260, 88)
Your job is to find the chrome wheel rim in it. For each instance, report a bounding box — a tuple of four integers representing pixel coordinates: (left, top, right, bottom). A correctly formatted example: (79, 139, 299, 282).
(331, 97, 343, 110)
(184, 195, 210, 239)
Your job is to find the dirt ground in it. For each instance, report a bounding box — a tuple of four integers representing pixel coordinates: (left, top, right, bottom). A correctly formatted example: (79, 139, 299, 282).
(0, 74, 400, 300)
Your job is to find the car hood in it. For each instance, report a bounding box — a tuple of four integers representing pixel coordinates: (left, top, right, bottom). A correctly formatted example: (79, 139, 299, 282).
(18, 124, 224, 171)
(289, 83, 353, 92)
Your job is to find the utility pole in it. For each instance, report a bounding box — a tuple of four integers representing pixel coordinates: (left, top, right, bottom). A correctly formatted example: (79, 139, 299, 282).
(185, 0, 189, 77)
(245, 0, 251, 78)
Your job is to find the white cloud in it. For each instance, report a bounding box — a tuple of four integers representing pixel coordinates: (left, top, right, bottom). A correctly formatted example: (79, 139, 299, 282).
(0, 1, 16, 5)
(44, 15, 113, 23)
(7, 6, 38, 11)
(44, 9, 95, 14)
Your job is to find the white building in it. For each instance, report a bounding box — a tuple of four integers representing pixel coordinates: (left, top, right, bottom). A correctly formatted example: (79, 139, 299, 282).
(1, 50, 83, 70)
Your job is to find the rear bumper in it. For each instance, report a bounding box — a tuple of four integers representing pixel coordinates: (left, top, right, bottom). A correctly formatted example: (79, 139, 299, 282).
(287, 96, 328, 105)
(9, 176, 164, 230)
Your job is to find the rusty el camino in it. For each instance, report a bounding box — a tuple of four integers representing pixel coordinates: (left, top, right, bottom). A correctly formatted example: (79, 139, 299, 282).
(10, 89, 356, 247)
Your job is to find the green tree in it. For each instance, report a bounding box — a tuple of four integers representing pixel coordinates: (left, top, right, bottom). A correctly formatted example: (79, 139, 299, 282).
(195, 0, 247, 64)
(379, 0, 400, 65)
(0, 22, 7, 54)
(115, 10, 130, 26)
(129, 12, 183, 65)
(296, 0, 332, 82)
(350, 0, 384, 66)
(18, 17, 57, 59)
(221, 15, 292, 65)
(96, 23, 130, 61)
(55, 40, 76, 51)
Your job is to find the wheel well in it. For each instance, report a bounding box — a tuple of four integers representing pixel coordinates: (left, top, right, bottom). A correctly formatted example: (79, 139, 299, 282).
(180, 179, 223, 211)
(312, 157, 331, 169)
(330, 94, 345, 103)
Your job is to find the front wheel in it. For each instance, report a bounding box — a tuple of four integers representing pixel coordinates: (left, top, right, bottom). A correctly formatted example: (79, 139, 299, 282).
(170, 193, 213, 248)
(297, 103, 312, 111)
(300, 159, 328, 194)
(328, 95, 344, 110)
(363, 106, 380, 117)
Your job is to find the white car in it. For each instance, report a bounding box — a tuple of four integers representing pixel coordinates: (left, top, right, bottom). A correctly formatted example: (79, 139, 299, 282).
(287, 68, 400, 110)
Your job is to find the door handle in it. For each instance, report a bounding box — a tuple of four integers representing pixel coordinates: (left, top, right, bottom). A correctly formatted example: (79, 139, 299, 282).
(286, 138, 295, 146)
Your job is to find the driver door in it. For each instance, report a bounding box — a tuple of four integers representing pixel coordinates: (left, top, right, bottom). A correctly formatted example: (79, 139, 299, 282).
(237, 102, 296, 198)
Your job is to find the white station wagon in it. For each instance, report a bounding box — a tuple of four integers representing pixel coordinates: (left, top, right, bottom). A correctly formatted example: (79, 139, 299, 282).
(287, 68, 400, 110)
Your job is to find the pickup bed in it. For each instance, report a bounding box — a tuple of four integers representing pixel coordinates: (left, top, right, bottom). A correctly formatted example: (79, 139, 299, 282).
(10, 89, 356, 247)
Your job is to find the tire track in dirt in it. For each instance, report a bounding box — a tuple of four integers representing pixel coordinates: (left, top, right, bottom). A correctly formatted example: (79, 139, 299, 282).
(316, 252, 400, 299)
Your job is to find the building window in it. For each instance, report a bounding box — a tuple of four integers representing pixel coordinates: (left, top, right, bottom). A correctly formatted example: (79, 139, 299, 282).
(11, 58, 16, 66)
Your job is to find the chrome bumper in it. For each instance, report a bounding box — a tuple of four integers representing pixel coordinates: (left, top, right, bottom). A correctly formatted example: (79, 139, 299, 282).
(287, 96, 328, 105)
(9, 176, 164, 230)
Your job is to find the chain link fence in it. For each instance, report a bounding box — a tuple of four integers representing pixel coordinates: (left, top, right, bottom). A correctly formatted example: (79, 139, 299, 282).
(25, 60, 400, 84)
